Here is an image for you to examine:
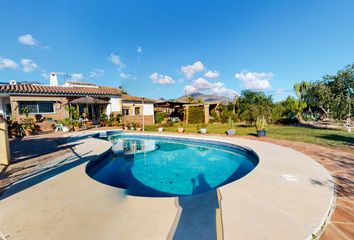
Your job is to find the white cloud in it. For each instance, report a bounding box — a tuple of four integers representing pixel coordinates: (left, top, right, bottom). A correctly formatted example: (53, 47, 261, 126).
(120, 72, 136, 80)
(107, 53, 125, 69)
(89, 68, 105, 78)
(18, 34, 37, 46)
(69, 73, 84, 82)
(0, 57, 18, 70)
(137, 46, 142, 53)
(18, 34, 49, 49)
(21, 59, 39, 72)
(150, 72, 176, 85)
(181, 61, 204, 79)
(184, 78, 237, 97)
(234, 70, 273, 90)
(204, 70, 219, 78)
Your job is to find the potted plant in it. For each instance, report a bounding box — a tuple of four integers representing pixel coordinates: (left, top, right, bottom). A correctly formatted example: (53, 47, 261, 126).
(227, 117, 236, 135)
(157, 124, 164, 132)
(255, 116, 268, 137)
(7, 120, 22, 138)
(124, 122, 130, 130)
(177, 122, 184, 133)
(100, 113, 108, 127)
(130, 122, 135, 131)
(136, 122, 142, 131)
(72, 120, 81, 131)
(60, 118, 72, 132)
(21, 118, 35, 136)
(197, 123, 208, 134)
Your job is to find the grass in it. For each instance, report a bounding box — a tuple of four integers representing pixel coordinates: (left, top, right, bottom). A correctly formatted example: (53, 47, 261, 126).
(144, 123, 354, 151)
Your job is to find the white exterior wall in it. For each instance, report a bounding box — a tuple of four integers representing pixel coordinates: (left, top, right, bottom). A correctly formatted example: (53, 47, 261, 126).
(0, 97, 10, 116)
(106, 97, 122, 117)
(0, 97, 3, 115)
(111, 97, 122, 112)
(143, 104, 154, 116)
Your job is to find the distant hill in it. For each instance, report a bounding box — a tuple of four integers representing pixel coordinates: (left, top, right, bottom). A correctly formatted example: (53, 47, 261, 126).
(176, 92, 233, 103)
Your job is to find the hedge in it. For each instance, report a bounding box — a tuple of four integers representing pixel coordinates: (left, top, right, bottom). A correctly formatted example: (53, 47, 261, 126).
(188, 106, 204, 123)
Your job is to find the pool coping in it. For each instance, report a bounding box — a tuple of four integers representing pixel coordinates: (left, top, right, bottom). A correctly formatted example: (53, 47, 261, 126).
(118, 131, 336, 240)
(0, 130, 335, 240)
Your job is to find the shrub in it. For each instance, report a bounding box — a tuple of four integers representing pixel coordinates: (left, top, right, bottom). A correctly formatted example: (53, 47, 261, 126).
(210, 109, 220, 123)
(155, 111, 167, 124)
(188, 106, 204, 124)
(100, 113, 108, 126)
(220, 110, 237, 123)
(255, 116, 268, 131)
(20, 118, 36, 131)
(65, 106, 80, 120)
(60, 118, 73, 127)
(228, 117, 235, 129)
(7, 120, 23, 138)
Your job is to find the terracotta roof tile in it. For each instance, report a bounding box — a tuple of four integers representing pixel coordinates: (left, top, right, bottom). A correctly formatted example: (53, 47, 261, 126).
(0, 83, 121, 97)
(122, 94, 156, 103)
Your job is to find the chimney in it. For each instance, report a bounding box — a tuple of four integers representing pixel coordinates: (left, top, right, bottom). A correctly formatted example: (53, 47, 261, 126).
(9, 80, 17, 85)
(49, 72, 58, 86)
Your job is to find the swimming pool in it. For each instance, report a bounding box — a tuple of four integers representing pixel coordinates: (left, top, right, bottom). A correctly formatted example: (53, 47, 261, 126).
(86, 134, 259, 197)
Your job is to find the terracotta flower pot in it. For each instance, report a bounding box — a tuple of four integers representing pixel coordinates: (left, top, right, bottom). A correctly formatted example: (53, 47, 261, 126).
(177, 127, 184, 133)
(24, 129, 32, 136)
(158, 127, 164, 132)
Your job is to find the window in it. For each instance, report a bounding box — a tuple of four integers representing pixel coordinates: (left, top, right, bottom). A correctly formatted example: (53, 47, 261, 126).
(19, 102, 55, 114)
(135, 107, 140, 115)
(5, 104, 12, 116)
(123, 108, 130, 116)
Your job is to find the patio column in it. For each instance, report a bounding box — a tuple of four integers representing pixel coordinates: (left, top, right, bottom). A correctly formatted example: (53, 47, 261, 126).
(185, 106, 189, 124)
(91, 104, 94, 119)
(204, 104, 210, 123)
(0, 121, 10, 165)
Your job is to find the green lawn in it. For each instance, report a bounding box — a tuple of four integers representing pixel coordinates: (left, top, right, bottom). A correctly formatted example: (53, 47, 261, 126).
(144, 123, 353, 151)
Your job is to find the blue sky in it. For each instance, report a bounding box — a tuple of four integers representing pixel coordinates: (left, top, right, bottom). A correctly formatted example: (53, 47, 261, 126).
(0, 0, 353, 101)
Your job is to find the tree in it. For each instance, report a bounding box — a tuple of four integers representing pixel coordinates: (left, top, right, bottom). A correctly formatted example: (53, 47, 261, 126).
(312, 64, 353, 120)
(237, 90, 274, 123)
(281, 96, 306, 122)
(294, 63, 354, 120)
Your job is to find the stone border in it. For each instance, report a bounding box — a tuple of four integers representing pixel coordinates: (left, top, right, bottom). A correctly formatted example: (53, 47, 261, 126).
(119, 132, 336, 239)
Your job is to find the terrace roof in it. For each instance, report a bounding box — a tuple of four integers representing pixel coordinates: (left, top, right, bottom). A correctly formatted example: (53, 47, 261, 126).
(122, 94, 156, 103)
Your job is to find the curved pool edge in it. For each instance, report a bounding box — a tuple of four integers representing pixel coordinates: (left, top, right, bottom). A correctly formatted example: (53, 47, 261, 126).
(115, 131, 335, 239)
(85, 133, 260, 197)
(0, 130, 335, 240)
(91, 131, 335, 239)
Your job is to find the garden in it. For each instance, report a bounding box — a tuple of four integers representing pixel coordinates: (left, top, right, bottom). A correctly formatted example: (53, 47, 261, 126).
(148, 64, 354, 151)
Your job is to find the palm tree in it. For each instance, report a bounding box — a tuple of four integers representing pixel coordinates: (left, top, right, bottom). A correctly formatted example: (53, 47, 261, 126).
(294, 81, 314, 117)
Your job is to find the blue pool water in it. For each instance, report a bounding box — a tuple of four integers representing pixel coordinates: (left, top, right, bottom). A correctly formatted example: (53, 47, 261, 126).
(86, 134, 258, 197)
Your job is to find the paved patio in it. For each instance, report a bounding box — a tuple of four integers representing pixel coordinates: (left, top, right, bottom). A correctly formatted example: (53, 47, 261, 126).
(0, 132, 77, 195)
(241, 136, 353, 240)
(0, 131, 336, 240)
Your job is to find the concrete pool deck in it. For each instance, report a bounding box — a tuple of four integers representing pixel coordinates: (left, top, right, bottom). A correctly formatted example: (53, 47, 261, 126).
(0, 131, 335, 240)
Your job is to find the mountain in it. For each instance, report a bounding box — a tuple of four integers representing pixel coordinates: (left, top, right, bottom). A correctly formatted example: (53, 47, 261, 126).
(175, 92, 234, 103)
